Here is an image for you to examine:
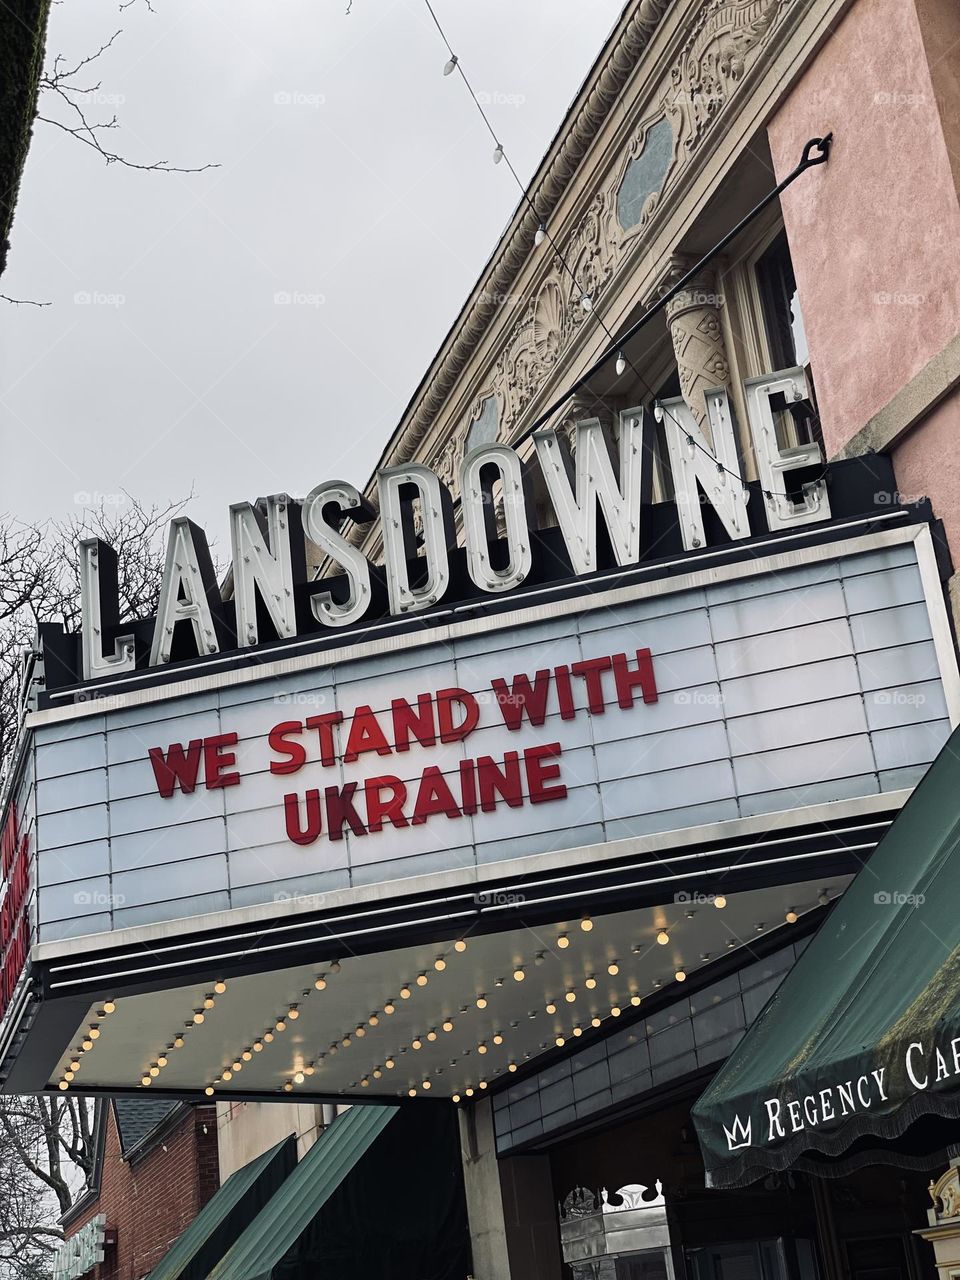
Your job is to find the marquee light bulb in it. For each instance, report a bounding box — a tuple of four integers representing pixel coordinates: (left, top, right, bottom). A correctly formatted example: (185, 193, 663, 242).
(294, 1071, 305, 1084)
(373, 1068, 382, 1079)
(222, 1070, 232, 1081)
(253, 1041, 263, 1052)
(513, 968, 525, 982)
(88, 1026, 101, 1040)
(315, 977, 327, 991)
(591, 1017, 602, 1028)
(408, 1088, 417, 1098)
(341, 1035, 351, 1047)
(785, 909, 798, 923)
(477, 1043, 487, 1055)
(193, 1011, 205, 1025)
(204, 1086, 214, 1096)
(508, 1062, 517, 1073)
(454, 939, 467, 953)
(400, 986, 411, 1000)
(492, 1033, 503, 1046)
(275, 1019, 286, 1032)
(64, 1071, 74, 1082)
(675, 970, 687, 982)
(555, 1036, 565, 1047)
(580, 917, 593, 932)
(82, 1038, 93, 1051)
(173, 1035, 185, 1049)
(573, 1026, 583, 1038)
(288, 1007, 299, 1020)
(264, 1031, 274, 1043)
(70, 1060, 80, 1072)
(157, 1055, 168, 1067)
(564, 991, 576, 1004)
(141, 1076, 151, 1087)
(232, 1061, 242, 1072)
(384, 1001, 396, 1015)
(355, 1026, 366, 1038)
(427, 1030, 438, 1042)
(422, 1080, 431, 1090)
(385, 1058, 396, 1069)
(656, 930, 670, 945)
(465, 1087, 474, 1098)
(545, 1001, 557, 1015)
(242, 1050, 252, 1062)
(203, 996, 215, 1009)
(369, 1013, 380, 1026)
(360, 1077, 369, 1088)
(149, 1066, 160, 1077)
(305, 1064, 315, 1076)
(610, 1006, 622, 1018)
(630, 995, 642, 1007)
(416, 973, 428, 987)
(478, 1081, 487, 1090)
(476, 995, 487, 1010)
(585, 976, 597, 990)
(283, 1082, 293, 1093)
(435, 957, 446, 971)
(442, 1019, 454, 1032)
(412, 1038, 423, 1051)
(452, 1093, 461, 1103)
(214, 981, 227, 994)
(607, 961, 620, 976)
(557, 934, 570, 949)
(714, 895, 726, 910)
(103, 1001, 116, 1014)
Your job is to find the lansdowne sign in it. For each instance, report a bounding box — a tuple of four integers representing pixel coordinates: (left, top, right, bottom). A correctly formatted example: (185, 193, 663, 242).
(2, 369, 960, 1097)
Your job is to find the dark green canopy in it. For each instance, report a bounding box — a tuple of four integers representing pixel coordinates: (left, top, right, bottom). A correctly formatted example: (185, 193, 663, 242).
(693, 724, 960, 1188)
(146, 1134, 296, 1280)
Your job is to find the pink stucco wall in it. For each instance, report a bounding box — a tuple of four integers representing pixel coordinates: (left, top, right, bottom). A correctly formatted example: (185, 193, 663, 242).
(767, 0, 960, 457)
(890, 389, 960, 564)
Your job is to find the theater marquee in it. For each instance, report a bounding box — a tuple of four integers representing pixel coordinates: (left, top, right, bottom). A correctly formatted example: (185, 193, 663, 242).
(2, 441, 959, 1102)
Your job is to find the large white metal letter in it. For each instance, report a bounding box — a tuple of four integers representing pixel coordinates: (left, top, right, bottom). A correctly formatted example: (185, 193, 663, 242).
(459, 444, 532, 594)
(744, 367, 831, 532)
(230, 494, 302, 647)
(79, 539, 136, 681)
(533, 410, 646, 576)
(377, 464, 453, 614)
(659, 387, 750, 551)
(149, 519, 228, 665)
(301, 481, 374, 629)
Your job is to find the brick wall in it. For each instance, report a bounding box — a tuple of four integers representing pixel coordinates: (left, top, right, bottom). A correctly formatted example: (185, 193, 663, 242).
(66, 1104, 219, 1280)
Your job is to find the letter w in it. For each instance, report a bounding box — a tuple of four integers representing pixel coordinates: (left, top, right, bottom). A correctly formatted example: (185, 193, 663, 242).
(491, 671, 551, 730)
(149, 741, 204, 797)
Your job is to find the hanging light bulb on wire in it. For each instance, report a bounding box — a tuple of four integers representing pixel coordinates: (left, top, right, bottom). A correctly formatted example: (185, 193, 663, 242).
(443, 54, 458, 75)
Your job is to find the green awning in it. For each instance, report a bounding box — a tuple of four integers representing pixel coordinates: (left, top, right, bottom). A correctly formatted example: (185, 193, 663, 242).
(693, 723, 960, 1188)
(146, 1134, 296, 1280)
(205, 1105, 399, 1280)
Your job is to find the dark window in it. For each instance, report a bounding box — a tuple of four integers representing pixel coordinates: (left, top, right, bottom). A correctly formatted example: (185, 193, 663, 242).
(755, 230, 808, 370)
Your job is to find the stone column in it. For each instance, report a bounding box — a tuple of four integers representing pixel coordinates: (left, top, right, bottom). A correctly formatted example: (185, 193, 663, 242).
(656, 254, 732, 434)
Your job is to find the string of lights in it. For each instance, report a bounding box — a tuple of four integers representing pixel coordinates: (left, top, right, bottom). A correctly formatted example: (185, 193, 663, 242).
(421, 0, 831, 505)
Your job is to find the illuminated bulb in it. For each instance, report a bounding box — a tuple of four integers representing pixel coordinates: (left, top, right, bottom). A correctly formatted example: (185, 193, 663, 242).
(555, 1036, 565, 1047)
(88, 1027, 101, 1040)
(416, 973, 428, 987)
(427, 1030, 438, 1042)
(493, 144, 504, 164)
(203, 996, 215, 1009)
(545, 1001, 557, 1015)
(454, 940, 467, 953)
(465, 1087, 475, 1098)
(242, 1050, 252, 1062)
(149, 1066, 160, 1078)
(591, 1017, 602, 1028)
(675, 970, 687, 982)
(607, 961, 620, 976)
(656, 930, 670, 946)
(173, 1036, 185, 1049)
(222, 1070, 233, 1081)
(294, 1071, 305, 1084)
(476, 995, 487, 1010)
(283, 1082, 293, 1093)
(535, 222, 546, 246)
(140, 1076, 151, 1087)
(214, 981, 226, 994)
(275, 1020, 287, 1032)
(369, 1014, 380, 1027)
(513, 968, 525, 982)
(157, 1055, 168, 1067)
(384, 1001, 396, 1015)
(573, 1026, 583, 1037)
(400, 986, 411, 1000)
(193, 1012, 205, 1025)
(434, 957, 446, 971)
(442, 1019, 454, 1032)
(508, 1062, 518, 1073)
(615, 351, 626, 377)
(479, 1081, 487, 1090)
(422, 1080, 432, 1090)
(204, 1086, 214, 1096)
(305, 1065, 315, 1076)
(412, 1038, 423, 1051)
(408, 1088, 418, 1098)
(103, 1001, 116, 1014)
(452, 1093, 461, 1102)
(580, 917, 593, 932)
(264, 1031, 274, 1043)
(341, 1035, 351, 1047)
(373, 1069, 382, 1080)
(564, 991, 576, 1004)
(355, 1026, 366, 1038)
(611, 1006, 622, 1017)
(630, 995, 642, 1007)
(785, 909, 798, 924)
(492, 1033, 503, 1046)
(288, 1008, 300, 1020)
(360, 1077, 369, 1088)
(82, 1038, 93, 1051)
(585, 976, 597, 990)
(64, 1071, 74, 1082)
(315, 977, 327, 991)
(385, 1058, 396, 1069)
(557, 934, 570, 949)
(232, 1062, 242, 1073)
(69, 1061, 80, 1072)
(478, 1043, 487, 1055)
(443, 54, 458, 75)
(714, 895, 727, 910)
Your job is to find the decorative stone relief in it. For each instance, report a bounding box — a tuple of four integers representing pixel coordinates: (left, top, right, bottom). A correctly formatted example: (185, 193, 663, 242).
(658, 254, 731, 434)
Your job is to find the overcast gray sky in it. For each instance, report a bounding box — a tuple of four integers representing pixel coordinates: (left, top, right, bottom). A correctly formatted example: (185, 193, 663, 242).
(1, 0, 624, 535)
